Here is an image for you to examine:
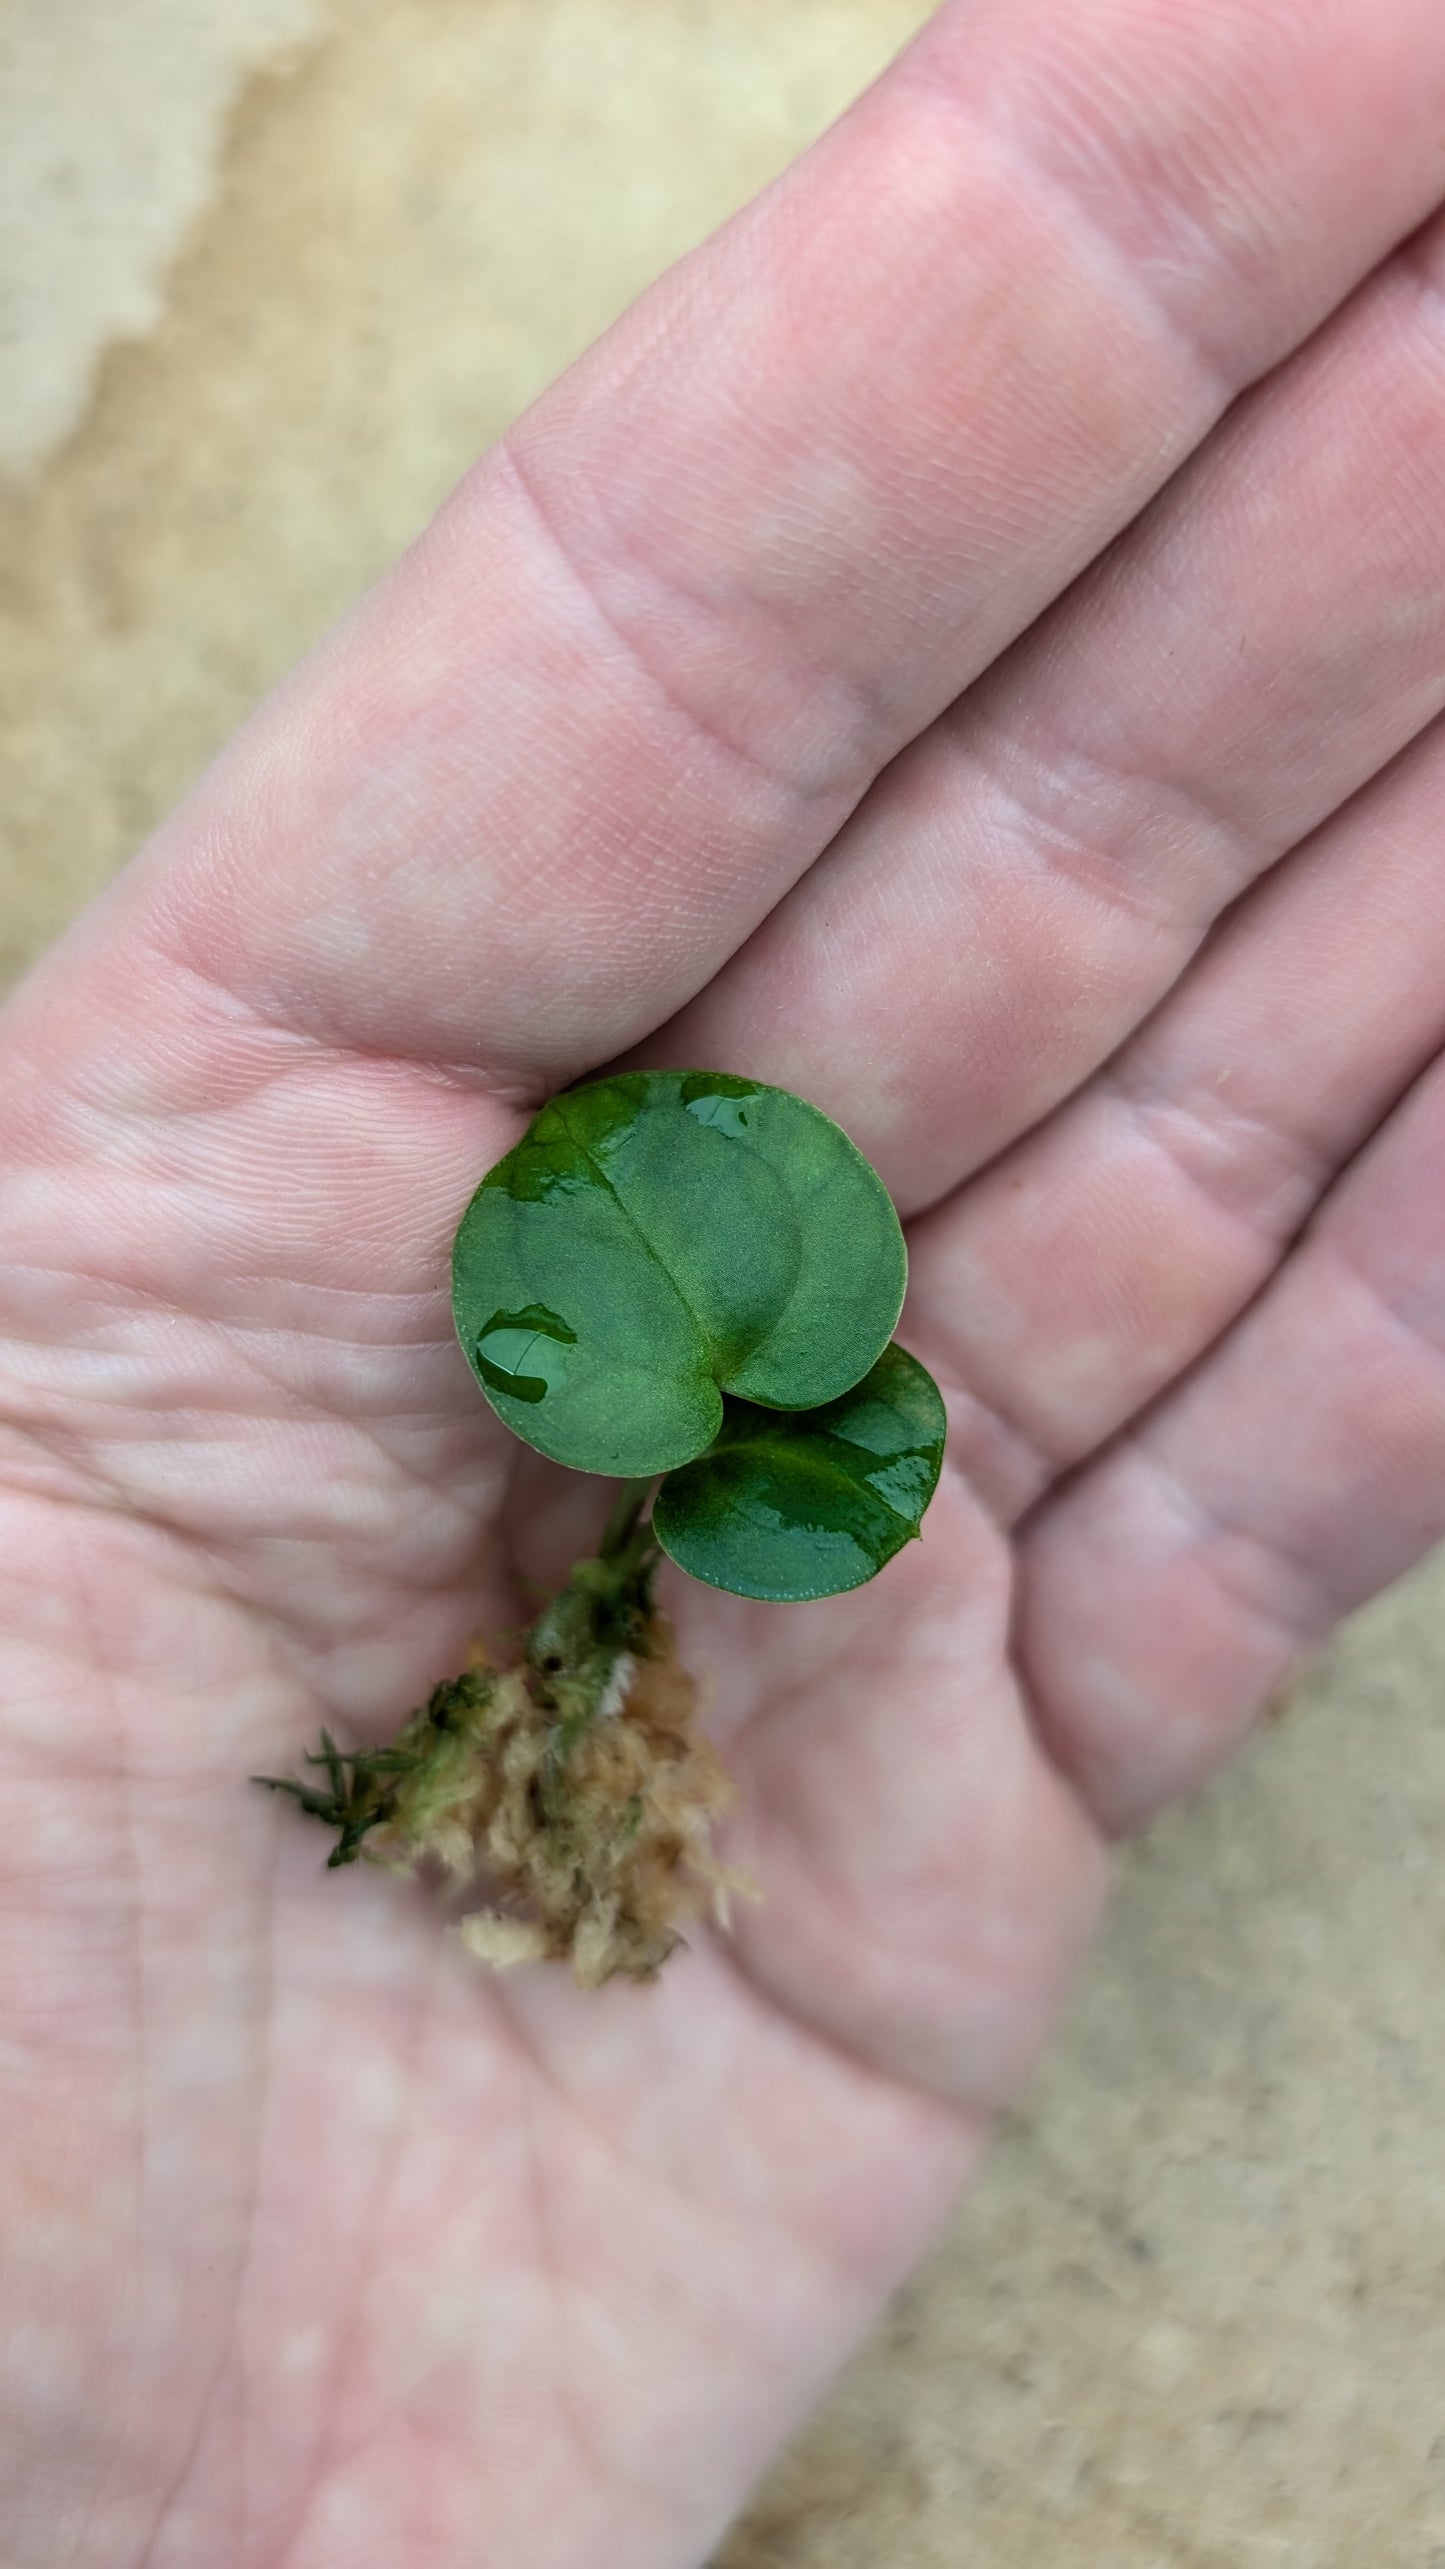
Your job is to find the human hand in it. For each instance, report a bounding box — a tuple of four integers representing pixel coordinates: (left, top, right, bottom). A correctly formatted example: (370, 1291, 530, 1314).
(7, 2, 1445, 2559)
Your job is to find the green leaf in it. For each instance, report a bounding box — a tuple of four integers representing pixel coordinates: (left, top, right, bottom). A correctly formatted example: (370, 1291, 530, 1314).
(651, 1342, 947, 1600)
(452, 1072, 907, 1475)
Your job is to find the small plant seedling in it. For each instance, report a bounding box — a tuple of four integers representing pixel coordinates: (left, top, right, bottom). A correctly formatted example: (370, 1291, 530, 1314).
(259, 1073, 946, 1984)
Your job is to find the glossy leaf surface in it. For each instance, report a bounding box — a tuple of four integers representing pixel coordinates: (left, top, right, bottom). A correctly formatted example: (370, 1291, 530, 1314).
(453, 1073, 906, 1475)
(652, 1343, 947, 1600)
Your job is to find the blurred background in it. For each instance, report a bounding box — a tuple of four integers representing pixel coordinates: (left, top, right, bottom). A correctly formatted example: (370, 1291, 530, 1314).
(3, 4, 1444, 2560)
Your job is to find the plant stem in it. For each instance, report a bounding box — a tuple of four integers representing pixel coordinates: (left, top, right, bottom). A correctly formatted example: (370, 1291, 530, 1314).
(598, 1477, 655, 1560)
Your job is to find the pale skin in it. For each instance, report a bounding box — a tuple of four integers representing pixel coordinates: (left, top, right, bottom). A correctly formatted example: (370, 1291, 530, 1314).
(7, 0, 1445, 2557)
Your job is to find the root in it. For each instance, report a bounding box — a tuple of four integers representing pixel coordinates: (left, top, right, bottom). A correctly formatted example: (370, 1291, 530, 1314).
(256, 1514, 749, 1987)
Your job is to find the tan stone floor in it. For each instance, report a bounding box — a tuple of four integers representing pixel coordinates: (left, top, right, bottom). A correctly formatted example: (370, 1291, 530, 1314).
(4, 6, 1443, 2560)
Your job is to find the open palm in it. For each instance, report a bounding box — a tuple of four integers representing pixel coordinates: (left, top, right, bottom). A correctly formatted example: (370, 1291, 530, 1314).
(9, 4, 1445, 2561)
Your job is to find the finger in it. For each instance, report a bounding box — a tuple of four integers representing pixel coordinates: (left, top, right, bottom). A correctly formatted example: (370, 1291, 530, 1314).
(655, 199, 1445, 1208)
(1018, 1047, 1445, 1831)
(20, 0, 1445, 1104)
(903, 708, 1445, 1521)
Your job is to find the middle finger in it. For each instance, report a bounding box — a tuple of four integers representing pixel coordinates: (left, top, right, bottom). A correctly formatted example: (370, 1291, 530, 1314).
(649, 210, 1445, 1211)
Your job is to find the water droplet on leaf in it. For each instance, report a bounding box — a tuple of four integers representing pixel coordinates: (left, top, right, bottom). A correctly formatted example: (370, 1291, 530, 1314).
(476, 1305, 576, 1405)
(680, 1076, 760, 1137)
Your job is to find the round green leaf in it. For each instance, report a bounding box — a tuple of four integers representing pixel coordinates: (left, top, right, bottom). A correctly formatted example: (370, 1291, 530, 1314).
(652, 1342, 947, 1600)
(452, 1073, 907, 1476)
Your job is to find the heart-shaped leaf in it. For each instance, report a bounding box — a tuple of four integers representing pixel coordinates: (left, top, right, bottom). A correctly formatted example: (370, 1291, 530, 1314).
(453, 1072, 907, 1475)
(652, 1342, 947, 1600)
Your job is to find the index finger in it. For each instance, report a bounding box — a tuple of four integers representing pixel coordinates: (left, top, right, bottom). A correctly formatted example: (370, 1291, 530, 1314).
(18, 0, 1445, 1103)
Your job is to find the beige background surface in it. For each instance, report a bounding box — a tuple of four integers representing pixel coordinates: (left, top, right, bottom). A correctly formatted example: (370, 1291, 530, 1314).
(4, 4, 1443, 2560)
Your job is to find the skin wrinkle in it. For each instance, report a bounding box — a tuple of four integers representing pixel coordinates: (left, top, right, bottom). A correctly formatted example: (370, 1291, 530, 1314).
(915, 1099, 1304, 1527)
(520, 2079, 631, 2533)
(123, 1428, 485, 1685)
(910, 0, 1381, 376)
(143, 944, 548, 1117)
(1059, 1503, 1319, 1821)
(271, 1936, 453, 2569)
(1349, 302, 1445, 541)
(899, 33, 1240, 411)
(252, 2246, 444, 2562)
(917, 1361, 1061, 1530)
(1018, 1214, 1445, 1830)
(726, 1757, 1073, 2106)
(9, 1531, 177, 2556)
(196, 0, 1398, 1094)
(419, 469, 838, 977)
(0, 1063, 511, 1397)
(512, 57, 1229, 750)
(1329, 1214, 1445, 1369)
(15, 5, 1445, 2559)
(943, 1386, 1057, 1529)
(129, 1983, 259, 2567)
(486, 1965, 978, 2569)
(1094, 1064, 1331, 1253)
(900, 711, 1445, 1557)
(1131, 1443, 1333, 1646)
(943, 709, 1251, 953)
(116, 1657, 163, 2568)
(0, 1351, 450, 1581)
(106, 1623, 282, 2565)
(251, 2083, 433, 2559)
(718, 1476, 1100, 2083)
(497, 438, 884, 825)
(1395, 198, 1445, 335)
(500, 1949, 901, 2266)
(75, 5, 1439, 1104)
(0, 1044, 511, 1562)
(445, 1974, 908, 2557)
(671, 199, 1445, 1234)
